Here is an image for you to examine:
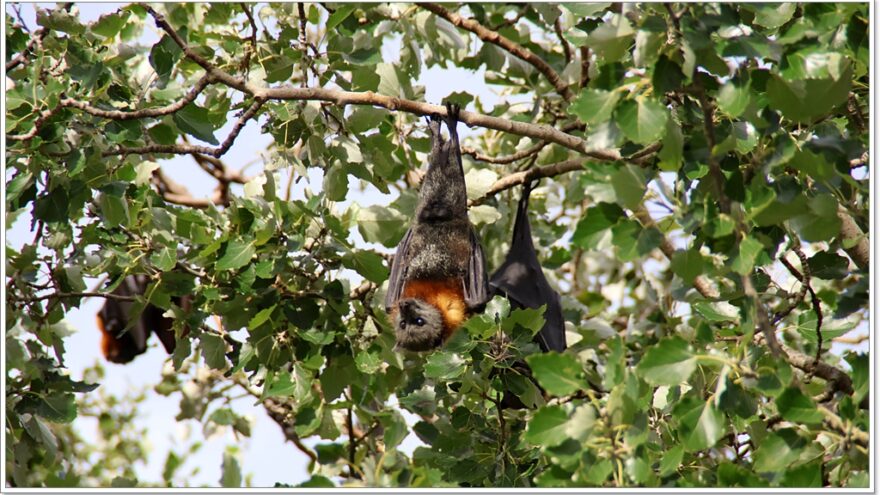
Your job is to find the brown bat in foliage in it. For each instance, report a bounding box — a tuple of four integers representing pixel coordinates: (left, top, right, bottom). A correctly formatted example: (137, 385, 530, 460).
(385, 103, 489, 351)
(96, 275, 189, 363)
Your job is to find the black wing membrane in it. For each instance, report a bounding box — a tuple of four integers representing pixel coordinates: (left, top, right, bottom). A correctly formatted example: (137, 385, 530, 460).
(489, 181, 566, 352)
(384, 227, 414, 313)
(465, 226, 489, 311)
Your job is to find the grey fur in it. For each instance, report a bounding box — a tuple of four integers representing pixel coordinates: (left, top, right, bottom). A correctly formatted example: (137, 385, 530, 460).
(385, 103, 489, 352)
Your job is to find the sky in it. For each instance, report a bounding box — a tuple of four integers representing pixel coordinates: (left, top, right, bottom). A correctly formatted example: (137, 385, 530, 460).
(5, 2, 871, 488)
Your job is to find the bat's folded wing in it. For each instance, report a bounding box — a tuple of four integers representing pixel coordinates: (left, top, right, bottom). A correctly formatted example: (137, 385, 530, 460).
(385, 228, 414, 313)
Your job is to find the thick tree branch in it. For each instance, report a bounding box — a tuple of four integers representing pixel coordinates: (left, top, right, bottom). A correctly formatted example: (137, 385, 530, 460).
(462, 121, 585, 164)
(754, 332, 853, 396)
(15, 291, 136, 303)
(134, 6, 631, 162)
(416, 3, 574, 101)
(836, 205, 869, 270)
(470, 158, 584, 205)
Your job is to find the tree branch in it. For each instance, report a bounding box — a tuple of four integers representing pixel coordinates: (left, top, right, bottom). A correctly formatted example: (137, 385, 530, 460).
(16, 291, 136, 303)
(462, 122, 585, 164)
(60, 75, 214, 120)
(470, 158, 585, 205)
(416, 3, 574, 101)
(754, 332, 853, 396)
(6, 28, 48, 72)
(631, 206, 720, 299)
(836, 205, 869, 270)
(579, 46, 591, 88)
(553, 17, 572, 66)
(134, 6, 632, 162)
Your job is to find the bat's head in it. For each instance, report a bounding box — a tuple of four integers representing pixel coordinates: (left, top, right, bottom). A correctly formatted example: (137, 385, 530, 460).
(393, 298, 445, 352)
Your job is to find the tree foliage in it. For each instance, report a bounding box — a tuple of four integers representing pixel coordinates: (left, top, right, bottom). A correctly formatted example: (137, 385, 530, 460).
(5, 2, 870, 488)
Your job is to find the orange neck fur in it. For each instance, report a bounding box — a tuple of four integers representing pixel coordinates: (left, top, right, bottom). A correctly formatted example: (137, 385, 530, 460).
(402, 278, 467, 340)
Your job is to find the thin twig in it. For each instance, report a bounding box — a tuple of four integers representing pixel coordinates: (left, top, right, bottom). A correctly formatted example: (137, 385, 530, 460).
(6, 28, 48, 72)
(553, 17, 572, 65)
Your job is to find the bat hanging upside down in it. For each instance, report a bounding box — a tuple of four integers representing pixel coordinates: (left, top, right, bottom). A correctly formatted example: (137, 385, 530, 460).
(490, 180, 566, 353)
(96, 274, 187, 364)
(385, 103, 489, 351)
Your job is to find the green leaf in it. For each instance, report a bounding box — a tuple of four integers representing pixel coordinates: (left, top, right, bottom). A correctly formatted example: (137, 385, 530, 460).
(716, 80, 751, 118)
(565, 404, 596, 441)
(200, 334, 227, 370)
(526, 352, 586, 396)
(807, 251, 850, 280)
(92, 11, 130, 38)
(675, 396, 725, 452)
(216, 238, 256, 271)
(610, 164, 646, 209)
(424, 352, 466, 381)
(173, 104, 219, 145)
(781, 460, 823, 487)
(323, 165, 348, 201)
(636, 337, 696, 386)
(525, 405, 569, 448)
(248, 305, 276, 330)
(693, 301, 740, 323)
(731, 236, 764, 275)
(501, 305, 545, 334)
(354, 350, 382, 374)
(776, 387, 824, 424)
(264, 371, 295, 399)
(149, 35, 181, 82)
(615, 97, 668, 145)
(98, 189, 129, 229)
(584, 14, 635, 62)
(342, 250, 390, 284)
(766, 62, 853, 123)
(657, 118, 683, 171)
(569, 88, 620, 125)
(357, 205, 408, 248)
(670, 248, 704, 282)
(751, 3, 797, 30)
(752, 429, 806, 473)
(572, 203, 624, 250)
(19, 393, 77, 423)
(658, 444, 684, 476)
(150, 246, 177, 272)
(326, 4, 357, 30)
(220, 452, 242, 488)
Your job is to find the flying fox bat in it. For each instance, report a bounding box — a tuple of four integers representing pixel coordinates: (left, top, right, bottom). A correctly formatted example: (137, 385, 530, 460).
(385, 103, 489, 351)
(97, 274, 184, 363)
(489, 181, 566, 408)
(490, 180, 565, 352)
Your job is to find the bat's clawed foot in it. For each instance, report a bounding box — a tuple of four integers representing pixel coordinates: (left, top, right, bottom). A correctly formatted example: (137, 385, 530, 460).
(443, 101, 461, 129)
(426, 112, 442, 138)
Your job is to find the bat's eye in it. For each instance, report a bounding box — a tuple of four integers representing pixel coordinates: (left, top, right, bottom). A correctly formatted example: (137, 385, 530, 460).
(414, 317, 425, 326)
(399, 320, 406, 329)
